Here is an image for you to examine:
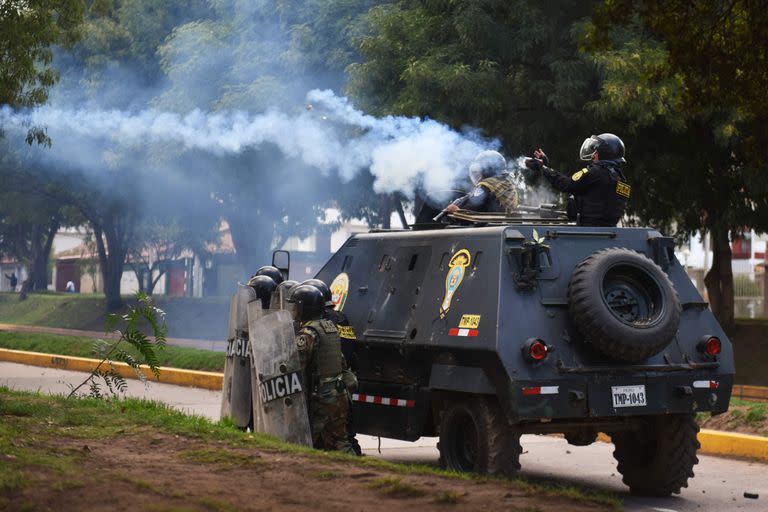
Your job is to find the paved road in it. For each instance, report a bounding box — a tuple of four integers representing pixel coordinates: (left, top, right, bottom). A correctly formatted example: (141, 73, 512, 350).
(1, 361, 765, 512)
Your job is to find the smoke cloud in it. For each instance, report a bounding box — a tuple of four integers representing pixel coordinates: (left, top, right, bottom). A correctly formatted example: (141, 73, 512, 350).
(1, 88, 498, 202)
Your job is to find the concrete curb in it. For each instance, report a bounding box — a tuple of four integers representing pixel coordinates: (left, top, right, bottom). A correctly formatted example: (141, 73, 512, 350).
(597, 430, 768, 462)
(0, 348, 222, 391)
(2, 348, 767, 462)
(698, 429, 768, 462)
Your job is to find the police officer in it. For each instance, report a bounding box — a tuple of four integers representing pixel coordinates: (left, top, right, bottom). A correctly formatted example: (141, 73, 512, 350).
(289, 284, 356, 454)
(246, 275, 278, 308)
(524, 133, 630, 227)
(249, 265, 284, 286)
(444, 150, 518, 215)
(301, 278, 362, 455)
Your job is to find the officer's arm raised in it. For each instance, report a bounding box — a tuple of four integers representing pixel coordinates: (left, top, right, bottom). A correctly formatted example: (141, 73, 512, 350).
(542, 166, 596, 194)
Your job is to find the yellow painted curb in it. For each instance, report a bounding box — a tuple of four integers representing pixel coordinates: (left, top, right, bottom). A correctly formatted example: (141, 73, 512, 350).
(0, 348, 223, 391)
(698, 429, 768, 461)
(598, 430, 768, 462)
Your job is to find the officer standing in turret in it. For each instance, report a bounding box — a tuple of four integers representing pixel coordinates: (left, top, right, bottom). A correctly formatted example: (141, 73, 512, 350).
(524, 133, 630, 227)
(288, 284, 355, 454)
(443, 150, 518, 215)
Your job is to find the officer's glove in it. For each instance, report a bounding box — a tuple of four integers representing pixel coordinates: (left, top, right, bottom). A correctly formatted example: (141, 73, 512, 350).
(524, 158, 543, 172)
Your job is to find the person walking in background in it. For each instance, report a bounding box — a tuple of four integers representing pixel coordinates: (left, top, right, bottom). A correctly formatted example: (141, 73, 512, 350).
(65, 280, 76, 293)
(4, 272, 18, 292)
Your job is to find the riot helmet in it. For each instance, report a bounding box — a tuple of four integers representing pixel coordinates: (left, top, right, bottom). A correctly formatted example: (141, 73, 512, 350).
(246, 275, 277, 308)
(251, 265, 284, 285)
(579, 133, 626, 163)
(273, 279, 299, 309)
(469, 150, 507, 185)
(301, 278, 333, 307)
(287, 284, 325, 322)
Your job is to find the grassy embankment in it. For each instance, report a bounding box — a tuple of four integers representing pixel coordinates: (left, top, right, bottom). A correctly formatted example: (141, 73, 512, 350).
(0, 387, 621, 511)
(0, 292, 228, 340)
(0, 331, 225, 372)
(698, 397, 768, 437)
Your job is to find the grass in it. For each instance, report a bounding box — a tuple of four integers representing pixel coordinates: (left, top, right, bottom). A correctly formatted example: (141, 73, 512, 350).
(179, 448, 265, 468)
(369, 476, 427, 498)
(0, 331, 225, 372)
(0, 292, 228, 340)
(433, 489, 465, 504)
(0, 386, 622, 511)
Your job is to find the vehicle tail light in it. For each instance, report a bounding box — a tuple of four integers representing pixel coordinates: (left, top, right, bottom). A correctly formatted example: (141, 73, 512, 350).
(698, 335, 721, 357)
(523, 338, 548, 362)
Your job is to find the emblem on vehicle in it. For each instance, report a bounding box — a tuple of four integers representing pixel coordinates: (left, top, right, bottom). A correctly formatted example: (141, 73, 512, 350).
(440, 249, 471, 318)
(330, 272, 349, 311)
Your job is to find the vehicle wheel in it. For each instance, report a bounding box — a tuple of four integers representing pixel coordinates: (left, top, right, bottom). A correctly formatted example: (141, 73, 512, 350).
(438, 397, 521, 475)
(612, 414, 700, 496)
(568, 247, 681, 362)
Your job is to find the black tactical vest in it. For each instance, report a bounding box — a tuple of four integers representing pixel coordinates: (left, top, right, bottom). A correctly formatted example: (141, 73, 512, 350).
(479, 175, 519, 213)
(576, 162, 629, 227)
(303, 319, 343, 380)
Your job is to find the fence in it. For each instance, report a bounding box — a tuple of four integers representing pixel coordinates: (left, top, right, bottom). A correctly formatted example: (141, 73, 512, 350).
(686, 268, 767, 319)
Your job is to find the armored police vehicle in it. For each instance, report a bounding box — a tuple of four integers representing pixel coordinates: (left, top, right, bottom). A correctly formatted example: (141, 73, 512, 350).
(301, 207, 733, 496)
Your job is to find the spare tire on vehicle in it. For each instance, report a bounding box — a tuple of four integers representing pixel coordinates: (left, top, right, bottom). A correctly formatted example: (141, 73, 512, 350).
(567, 247, 681, 362)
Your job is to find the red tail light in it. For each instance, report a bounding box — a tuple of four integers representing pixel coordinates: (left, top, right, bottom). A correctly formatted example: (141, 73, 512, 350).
(523, 338, 548, 362)
(698, 335, 721, 357)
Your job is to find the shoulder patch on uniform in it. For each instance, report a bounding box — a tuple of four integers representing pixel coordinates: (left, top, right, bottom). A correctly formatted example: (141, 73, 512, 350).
(319, 319, 338, 334)
(296, 333, 311, 350)
(616, 181, 631, 198)
(571, 168, 588, 181)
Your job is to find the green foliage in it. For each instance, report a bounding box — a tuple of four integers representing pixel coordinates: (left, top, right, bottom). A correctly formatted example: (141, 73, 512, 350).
(348, 1, 602, 162)
(67, 293, 167, 398)
(582, 1, 768, 329)
(368, 476, 427, 498)
(0, 0, 83, 109)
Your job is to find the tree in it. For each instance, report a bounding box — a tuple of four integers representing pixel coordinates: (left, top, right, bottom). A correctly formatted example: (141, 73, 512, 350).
(128, 218, 214, 295)
(0, 0, 83, 109)
(154, 0, 383, 269)
(0, 1, 83, 297)
(583, 0, 768, 330)
(348, 1, 603, 163)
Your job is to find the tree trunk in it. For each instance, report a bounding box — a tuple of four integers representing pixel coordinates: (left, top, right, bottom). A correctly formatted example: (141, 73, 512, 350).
(33, 215, 61, 291)
(93, 216, 127, 311)
(228, 214, 272, 273)
(704, 225, 735, 332)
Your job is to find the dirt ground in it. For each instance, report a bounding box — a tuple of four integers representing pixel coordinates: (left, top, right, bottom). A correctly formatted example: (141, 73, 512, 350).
(2, 428, 614, 512)
(699, 402, 768, 437)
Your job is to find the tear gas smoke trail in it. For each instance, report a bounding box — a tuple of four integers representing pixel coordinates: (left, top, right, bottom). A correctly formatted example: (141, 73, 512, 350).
(0, 90, 499, 201)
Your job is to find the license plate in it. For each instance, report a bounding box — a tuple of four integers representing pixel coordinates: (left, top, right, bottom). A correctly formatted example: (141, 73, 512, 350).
(611, 385, 647, 408)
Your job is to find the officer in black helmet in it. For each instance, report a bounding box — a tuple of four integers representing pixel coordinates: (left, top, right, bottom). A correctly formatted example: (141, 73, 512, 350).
(250, 265, 284, 286)
(300, 278, 361, 455)
(289, 284, 355, 454)
(443, 150, 518, 215)
(524, 133, 630, 227)
(246, 275, 278, 308)
(301, 279, 347, 326)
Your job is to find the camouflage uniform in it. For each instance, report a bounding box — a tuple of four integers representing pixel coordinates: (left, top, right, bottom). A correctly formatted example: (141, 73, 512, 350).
(477, 174, 519, 213)
(296, 319, 356, 454)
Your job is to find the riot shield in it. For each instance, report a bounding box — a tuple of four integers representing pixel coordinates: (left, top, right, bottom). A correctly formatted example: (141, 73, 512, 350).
(220, 293, 238, 420)
(220, 284, 258, 428)
(248, 309, 312, 446)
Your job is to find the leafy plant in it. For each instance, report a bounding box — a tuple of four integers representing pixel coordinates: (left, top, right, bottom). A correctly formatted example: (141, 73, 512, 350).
(67, 293, 167, 399)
